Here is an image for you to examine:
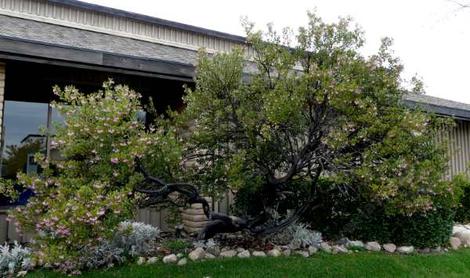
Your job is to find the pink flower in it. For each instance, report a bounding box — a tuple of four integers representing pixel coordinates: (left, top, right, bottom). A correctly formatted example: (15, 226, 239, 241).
(110, 158, 119, 164)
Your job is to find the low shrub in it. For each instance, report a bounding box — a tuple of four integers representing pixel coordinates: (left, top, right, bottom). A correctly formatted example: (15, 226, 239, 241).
(300, 175, 466, 247)
(0, 241, 32, 276)
(455, 175, 470, 223)
(271, 223, 322, 249)
(162, 239, 192, 253)
(112, 221, 160, 256)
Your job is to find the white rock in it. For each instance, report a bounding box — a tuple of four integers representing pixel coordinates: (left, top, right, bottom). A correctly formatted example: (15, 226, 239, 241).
(177, 258, 187, 266)
(252, 251, 266, 257)
(163, 254, 178, 264)
(452, 224, 470, 236)
(176, 253, 184, 258)
(454, 231, 470, 246)
(383, 243, 397, 253)
(236, 247, 246, 252)
(267, 249, 282, 257)
(189, 247, 206, 261)
(146, 257, 158, 264)
(347, 240, 365, 249)
(206, 246, 221, 256)
(205, 253, 216, 259)
(308, 246, 318, 255)
(365, 241, 381, 252)
(295, 250, 309, 257)
(282, 249, 291, 256)
(16, 271, 28, 277)
(332, 245, 349, 254)
(220, 250, 237, 258)
(137, 257, 146, 265)
(450, 237, 462, 250)
(397, 246, 414, 254)
(237, 250, 251, 258)
(320, 242, 332, 253)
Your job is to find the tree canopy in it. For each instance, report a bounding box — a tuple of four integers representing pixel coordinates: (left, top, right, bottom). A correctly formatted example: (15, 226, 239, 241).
(176, 12, 455, 226)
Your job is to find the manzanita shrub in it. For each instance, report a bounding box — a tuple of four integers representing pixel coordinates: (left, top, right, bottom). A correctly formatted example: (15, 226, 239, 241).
(6, 81, 177, 273)
(179, 12, 464, 222)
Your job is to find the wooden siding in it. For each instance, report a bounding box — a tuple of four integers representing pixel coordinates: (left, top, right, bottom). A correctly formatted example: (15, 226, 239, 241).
(0, 193, 232, 243)
(0, 0, 249, 54)
(0, 62, 4, 139)
(437, 120, 470, 178)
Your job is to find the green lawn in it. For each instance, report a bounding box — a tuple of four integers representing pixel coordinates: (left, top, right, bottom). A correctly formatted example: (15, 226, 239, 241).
(28, 249, 470, 278)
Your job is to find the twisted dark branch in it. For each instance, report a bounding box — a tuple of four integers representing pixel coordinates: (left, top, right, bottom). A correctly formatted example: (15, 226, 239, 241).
(134, 159, 319, 240)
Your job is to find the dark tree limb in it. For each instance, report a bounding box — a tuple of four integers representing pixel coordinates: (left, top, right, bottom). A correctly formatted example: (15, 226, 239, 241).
(134, 159, 319, 240)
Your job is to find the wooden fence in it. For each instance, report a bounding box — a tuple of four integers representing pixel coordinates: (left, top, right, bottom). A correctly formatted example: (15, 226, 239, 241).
(0, 192, 234, 244)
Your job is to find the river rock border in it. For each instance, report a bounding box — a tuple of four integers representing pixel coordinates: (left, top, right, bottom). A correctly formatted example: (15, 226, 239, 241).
(135, 224, 470, 266)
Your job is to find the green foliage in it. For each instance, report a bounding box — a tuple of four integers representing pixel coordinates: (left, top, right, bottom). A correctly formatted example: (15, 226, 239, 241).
(162, 239, 192, 253)
(454, 175, 470, 223)
(300, 175, 466, 247)
(178, 11, 456, 221)
(2, 141, 41, 179)
(6, 81, 173, 272)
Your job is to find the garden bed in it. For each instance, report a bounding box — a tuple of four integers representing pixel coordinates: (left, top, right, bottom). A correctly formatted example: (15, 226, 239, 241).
(27, 249, 470, 278)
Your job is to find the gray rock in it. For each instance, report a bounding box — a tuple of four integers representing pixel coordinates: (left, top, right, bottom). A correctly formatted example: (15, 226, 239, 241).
(336, 237, 350, 245)
(365, 241, 381, 252)
(163, 254, 178, 264)
(189, 247, 206, 261)
(308, 246, 318, 255)
(383, 243, 397, 253)
(347, 240, 365, 249)
(450, 237, 462, 250)
(397, 246, 414, 254)
(295, 250, 309, 257)
(206, 246, 221, 256)
(146, 257, 158, 264)
(431, 246, 442, 253)
(236, 247, 246, 253)
(282, 249, 291, 256)
(237, 250, 251, 258)
(418, 248, 430, 254)
(205, 253, 216, 259)
(220, 250, 237, 258)
(177, 258, 187, 266)
(176, 253, 184, 258)
(267, 249, 282, 257)
(252, 251, 266, 257)
(320, 242, 332, 253)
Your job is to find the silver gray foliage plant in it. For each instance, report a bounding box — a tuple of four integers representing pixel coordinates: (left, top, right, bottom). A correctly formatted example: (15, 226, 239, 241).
(112, 221, 161, 256)
(79, 242, 125, 270)
(272, 223, 322, 249)
(0, 241, 31, 276)
(192, 238, 218, 249)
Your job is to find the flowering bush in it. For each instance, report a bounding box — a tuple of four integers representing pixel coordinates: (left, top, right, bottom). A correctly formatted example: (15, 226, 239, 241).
(0, 241, 31, 277)
(5, 81, 177, 273)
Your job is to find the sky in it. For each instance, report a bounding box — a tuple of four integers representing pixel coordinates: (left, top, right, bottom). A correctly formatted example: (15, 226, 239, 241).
(82, 0, 470, 103)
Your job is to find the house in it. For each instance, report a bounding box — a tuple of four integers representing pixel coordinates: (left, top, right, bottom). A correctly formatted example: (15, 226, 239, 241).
(0, 0, 468, 241)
